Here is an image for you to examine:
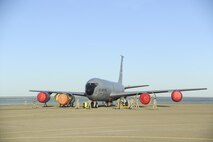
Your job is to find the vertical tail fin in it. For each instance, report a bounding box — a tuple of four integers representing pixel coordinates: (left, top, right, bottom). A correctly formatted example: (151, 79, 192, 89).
(118, 55, 124, 84)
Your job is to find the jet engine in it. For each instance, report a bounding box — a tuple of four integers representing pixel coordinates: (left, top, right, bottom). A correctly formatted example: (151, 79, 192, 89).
(54, 93, 75, 107)
(171, 90, 183, 102)
(37, 92, 50, 103)
(139, 93, 151, 105)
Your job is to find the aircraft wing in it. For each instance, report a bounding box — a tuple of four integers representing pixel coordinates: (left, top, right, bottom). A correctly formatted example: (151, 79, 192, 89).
(110, 88, 207, 98)
(29, 90, 86, 97)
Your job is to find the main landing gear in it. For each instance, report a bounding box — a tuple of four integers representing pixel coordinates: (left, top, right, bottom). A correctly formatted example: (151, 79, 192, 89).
(105, 101, 113, 107)
(91, 101, 98, 108)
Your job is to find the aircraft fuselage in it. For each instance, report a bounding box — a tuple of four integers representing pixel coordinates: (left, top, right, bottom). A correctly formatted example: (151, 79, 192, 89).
(85, 78, 124, 101)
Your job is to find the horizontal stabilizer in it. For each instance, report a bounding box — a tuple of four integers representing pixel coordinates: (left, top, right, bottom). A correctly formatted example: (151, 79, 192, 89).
(124, 85, 149, 89)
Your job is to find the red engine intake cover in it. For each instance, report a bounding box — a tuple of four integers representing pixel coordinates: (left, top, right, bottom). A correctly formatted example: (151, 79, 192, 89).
(171, 90, 183, 102)
(139, 93, 151, 105)
(37, 92, 50, 103)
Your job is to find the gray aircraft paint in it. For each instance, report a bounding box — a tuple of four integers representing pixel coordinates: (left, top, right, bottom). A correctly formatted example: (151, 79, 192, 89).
(86, 78, 124, 101)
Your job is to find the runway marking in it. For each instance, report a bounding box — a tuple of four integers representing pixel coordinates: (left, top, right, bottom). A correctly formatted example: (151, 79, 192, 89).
(0, 135, 213, 141)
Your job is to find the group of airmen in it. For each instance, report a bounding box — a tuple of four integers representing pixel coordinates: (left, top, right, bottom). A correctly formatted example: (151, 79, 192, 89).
(115, 95, 157, 109)
(116, 96, 139, 109)
(33, 95, 158, 109)
(77, 95, 158, 109)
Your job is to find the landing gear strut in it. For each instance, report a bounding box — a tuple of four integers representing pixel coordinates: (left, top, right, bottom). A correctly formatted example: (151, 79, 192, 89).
(105, 101, 112, 107)
(44, 103, 47, 107)
(91, 101, 98, 108)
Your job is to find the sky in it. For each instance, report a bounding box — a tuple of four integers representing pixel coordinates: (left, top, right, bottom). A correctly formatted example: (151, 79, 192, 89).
(0, 0, 212, 97)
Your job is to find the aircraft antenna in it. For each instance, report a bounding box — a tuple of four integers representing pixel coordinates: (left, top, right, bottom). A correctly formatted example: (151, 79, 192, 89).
(118, 55, 124, 84)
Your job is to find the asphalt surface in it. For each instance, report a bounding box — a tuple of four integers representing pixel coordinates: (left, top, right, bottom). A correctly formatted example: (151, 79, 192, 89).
(0, 104, 213, 142)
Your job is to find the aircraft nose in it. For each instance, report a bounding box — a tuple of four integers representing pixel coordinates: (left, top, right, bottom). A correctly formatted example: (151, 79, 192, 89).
(85, 83, 97, 96)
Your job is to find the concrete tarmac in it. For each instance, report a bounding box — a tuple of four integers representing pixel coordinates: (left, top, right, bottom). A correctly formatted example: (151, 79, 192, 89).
(0, 104, 213, 142)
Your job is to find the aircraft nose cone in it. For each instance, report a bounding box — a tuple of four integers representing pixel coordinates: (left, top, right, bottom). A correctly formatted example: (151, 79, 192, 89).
(86, 83, 97, 96)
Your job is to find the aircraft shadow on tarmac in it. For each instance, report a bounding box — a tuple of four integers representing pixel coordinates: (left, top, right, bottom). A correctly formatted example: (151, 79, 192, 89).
(53, 104, 171, 109)
(156, 105, 170, 107)
(137, 105, 170, 110)
(0, 104, 171, 111)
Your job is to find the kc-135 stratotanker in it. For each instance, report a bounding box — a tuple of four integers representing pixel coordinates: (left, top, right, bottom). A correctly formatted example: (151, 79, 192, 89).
(30, 56, 207, 107)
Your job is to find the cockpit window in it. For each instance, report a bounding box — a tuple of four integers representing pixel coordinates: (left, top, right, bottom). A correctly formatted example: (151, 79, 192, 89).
(85, 83, 98, 95)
